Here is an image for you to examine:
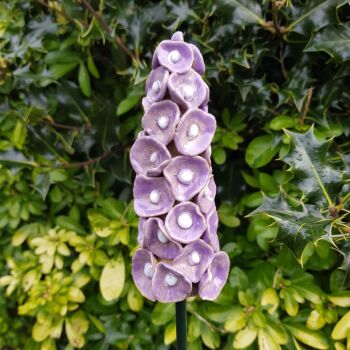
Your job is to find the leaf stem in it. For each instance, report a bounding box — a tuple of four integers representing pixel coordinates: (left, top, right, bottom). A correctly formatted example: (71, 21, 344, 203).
(187, 304, 226, 334)
(300, 87, 313, 125)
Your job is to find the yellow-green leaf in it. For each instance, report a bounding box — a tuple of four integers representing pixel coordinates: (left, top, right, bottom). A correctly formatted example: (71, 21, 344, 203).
(233, 327, 257, 349)
(65, 311, 89, 349)
(164, 321, 176, 345)
(99, 254, 125, 302)
(127, 285, 143, 312)
(287, 324, 329, 349)
(331, 310, 350, 340)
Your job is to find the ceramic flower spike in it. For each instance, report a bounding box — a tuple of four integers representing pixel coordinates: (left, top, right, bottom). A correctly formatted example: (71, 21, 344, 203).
(130, 32, 229, 303)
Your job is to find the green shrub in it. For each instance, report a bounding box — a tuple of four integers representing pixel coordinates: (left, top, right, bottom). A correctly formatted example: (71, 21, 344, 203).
(0, 0, 349, 349)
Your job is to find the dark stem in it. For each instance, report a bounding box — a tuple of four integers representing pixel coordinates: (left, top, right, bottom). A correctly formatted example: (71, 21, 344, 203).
(78, 0, 138, 64)
(176, 300, 187, 350)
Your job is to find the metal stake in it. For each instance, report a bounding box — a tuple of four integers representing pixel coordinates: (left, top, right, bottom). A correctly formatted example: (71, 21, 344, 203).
(175, 300, 187, 350)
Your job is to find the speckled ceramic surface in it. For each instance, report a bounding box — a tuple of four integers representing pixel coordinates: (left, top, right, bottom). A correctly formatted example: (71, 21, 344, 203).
(130, 32, 229, 303)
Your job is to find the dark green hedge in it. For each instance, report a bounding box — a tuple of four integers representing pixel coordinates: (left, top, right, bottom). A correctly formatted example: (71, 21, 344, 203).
(0, 0, 350, 349)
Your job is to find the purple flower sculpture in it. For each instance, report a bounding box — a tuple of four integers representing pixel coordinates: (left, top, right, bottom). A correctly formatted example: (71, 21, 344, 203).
(130, 32, 229, 303)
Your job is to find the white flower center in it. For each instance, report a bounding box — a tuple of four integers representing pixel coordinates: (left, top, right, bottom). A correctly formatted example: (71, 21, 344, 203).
(149, 152, 158, 163)
(177, 212, 193, 229)
(168, 50, 181, 63)
(188, 123, 199, 138)
(157, 115, 170, 129)
(144, 262, 154, 278)
(182, 85, 195, 101)
(178, 169, 194, 184)
(149, 190, 160, 204)
(152, 80, 161, 93)
(157, 229, 168, 243)
(190, 251, 201, 265)
(164, 272, 178, 287)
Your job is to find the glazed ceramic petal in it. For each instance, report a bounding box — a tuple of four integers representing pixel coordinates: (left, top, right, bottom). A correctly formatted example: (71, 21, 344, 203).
(201, 146, 212, 164)
(163, 156, 210, 201)
(196, 176, 216, 214)
(137, 217, 146, 246)
(199, 251, 230, 301)
(165, 202, 206, 244)
(190, 44, 205, 75)
(130, 136, 171, 176)
(168, 69, 208, 110)
(132, 249, 157, 301)
(174, 109, 216, 156)
(143, 218, 182, 259)
(156, 40, 193, 74)
(134, 175, 175, 217)
(142, 97, 151, 112)
(172, 240, 214, 283)
(146, 66, 169, 103)
(152, 262, 192, 302)
(201, 210, 219, 252)
(171, 31, 184, 41)
(142, 100, 180, 145)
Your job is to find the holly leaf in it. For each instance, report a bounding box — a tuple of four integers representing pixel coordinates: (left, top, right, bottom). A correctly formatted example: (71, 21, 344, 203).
(304, 26, 350, 62)
(249, 195, 332, 259)
(283, 127, 344, 206)
(217, 0, 265, 28)
(287, 0, 346, 36)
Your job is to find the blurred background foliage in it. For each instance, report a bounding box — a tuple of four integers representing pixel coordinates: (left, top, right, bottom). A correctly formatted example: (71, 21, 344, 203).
(0, 0, 350, 349)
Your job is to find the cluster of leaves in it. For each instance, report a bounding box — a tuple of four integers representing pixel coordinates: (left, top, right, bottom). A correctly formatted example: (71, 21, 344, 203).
(0, 0, 349, 349)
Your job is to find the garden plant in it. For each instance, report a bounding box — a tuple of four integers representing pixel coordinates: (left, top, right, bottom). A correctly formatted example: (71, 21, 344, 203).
(0, 0, 350, 350)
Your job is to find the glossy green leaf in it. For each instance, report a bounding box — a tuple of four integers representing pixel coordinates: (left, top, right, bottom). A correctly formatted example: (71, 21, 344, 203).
(288, 0, 346, 35)
(218, 0, 265, 27)
(283, 127, 343, 205)
(250, 195, 332, 258)
(305, 26, 350, 62)
(245, 135, 279, 168)
(151, 303, 175, 326)
(78, 62, 91, 97)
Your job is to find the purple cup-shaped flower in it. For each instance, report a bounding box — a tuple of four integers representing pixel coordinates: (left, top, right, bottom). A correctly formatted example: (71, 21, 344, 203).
(196, 176, 216, 214)
(201, 210, 219, 252)
(190, 44, 205, 75)
(142, 100, 180, 145)
(165, 202, 206, 244)
(146, 66, 169, 103)
(132, 249, 158, 301)
(168, 69, 208, 110)
(174, 109, 216, 156)
(138, 217, 146, 246)
(199, 251, 230, 301)
(152, 262, 192, 302)
(134, 175, 175, 217)
(156, 40, 194, 74)
(164, 156, 210, 201)
(130, 136, 171, 176)
(143, 218, 182, 259)
(172, 240, 214, 283)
